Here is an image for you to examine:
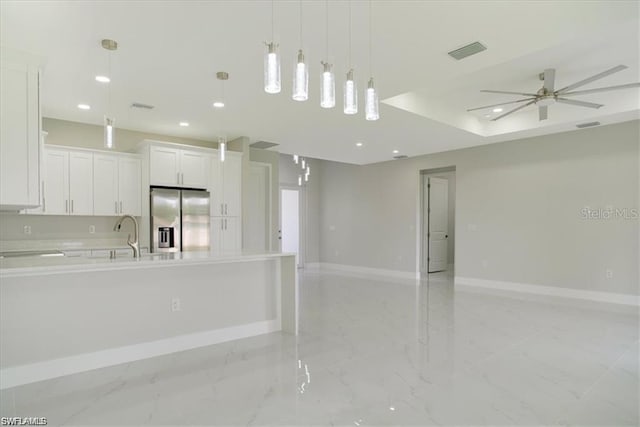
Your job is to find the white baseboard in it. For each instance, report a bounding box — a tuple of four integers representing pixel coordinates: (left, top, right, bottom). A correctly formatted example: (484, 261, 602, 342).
(316, 262, 419, 280)
(455, 277, 640, 306)
(0, 319, 280, 390)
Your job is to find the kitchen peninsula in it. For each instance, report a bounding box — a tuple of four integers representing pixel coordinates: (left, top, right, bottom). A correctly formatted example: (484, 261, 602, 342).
(0, 251, 297, 389)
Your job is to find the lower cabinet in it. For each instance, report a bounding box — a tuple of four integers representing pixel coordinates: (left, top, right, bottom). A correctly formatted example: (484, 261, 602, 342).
(211, 216, 240, 254)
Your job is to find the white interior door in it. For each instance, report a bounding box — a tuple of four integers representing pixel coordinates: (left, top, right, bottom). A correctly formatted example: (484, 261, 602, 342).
(281, 188, 300, 265)
(428, 177, 449, 273)
(246, 163, 269, 251)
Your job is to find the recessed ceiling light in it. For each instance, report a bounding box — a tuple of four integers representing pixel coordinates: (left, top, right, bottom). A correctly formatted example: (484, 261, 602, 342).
(492, 108, 503, 113)
(213, 101, 225, 108)
(179, 122, 189, 127)
(95, 75, 110, 83)
(77, 104, 91, 110)
(356, 142, 363, 147)
(392, 149, 399, 154)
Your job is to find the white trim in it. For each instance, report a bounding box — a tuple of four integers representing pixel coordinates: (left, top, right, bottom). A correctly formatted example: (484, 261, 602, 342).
(0, 319, 279, 390)
(455, 277, 640, 306)
(318, 262, 418, 280)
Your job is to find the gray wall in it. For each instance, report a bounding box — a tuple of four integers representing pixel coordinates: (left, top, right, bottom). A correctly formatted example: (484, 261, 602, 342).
(317, 121, 639, 296)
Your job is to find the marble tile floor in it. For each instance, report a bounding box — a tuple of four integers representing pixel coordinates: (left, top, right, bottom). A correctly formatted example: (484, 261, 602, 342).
(1, 269, 638, 426)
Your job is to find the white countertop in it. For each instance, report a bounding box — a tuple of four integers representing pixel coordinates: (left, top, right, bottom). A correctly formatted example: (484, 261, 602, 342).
(0, 251, 296, 277)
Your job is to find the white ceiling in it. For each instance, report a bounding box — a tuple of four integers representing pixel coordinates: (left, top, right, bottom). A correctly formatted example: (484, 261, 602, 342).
(1, 1, 639, 165)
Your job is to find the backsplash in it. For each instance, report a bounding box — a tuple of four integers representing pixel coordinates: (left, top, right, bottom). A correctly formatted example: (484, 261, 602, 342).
(0, 213, 138, 252)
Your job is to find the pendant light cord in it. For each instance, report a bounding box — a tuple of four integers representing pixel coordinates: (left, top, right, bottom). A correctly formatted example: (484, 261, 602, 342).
(348, 0, 352, 68)
(107, 50, 112, 116)
(325, 0, 329, 60)
(271, 0, 275, 41)
(299, 0, 303, 48)
(369, 0, 372, 77)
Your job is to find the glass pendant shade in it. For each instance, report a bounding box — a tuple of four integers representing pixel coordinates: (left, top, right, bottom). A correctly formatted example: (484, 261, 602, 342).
(365, 77, 379, 121)
(264, 42, 281, 94)
(320, 62, 335, 108)
(104, 116, 115, 149)
(292, 50, 309, 101)
(218, 137, 226, 162)
(293, 154, 299, 164)
(298, 175, 302, 186)
(343, 69, 358, 114)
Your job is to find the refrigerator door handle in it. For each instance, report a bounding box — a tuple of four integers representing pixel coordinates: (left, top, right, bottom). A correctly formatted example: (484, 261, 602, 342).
(115, 201, 118, 214)
(177, 172, 180, 185)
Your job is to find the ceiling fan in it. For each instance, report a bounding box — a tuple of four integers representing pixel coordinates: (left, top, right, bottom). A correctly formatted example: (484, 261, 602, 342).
(468, 65, 640, 121)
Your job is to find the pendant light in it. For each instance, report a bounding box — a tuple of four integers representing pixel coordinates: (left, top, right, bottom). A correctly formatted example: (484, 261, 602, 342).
(293, 154, 299, 164)
(101, 39, 117, 148)
(343, 1, 357, 115)
(216, 72, 229, 162)
(365, 1, 380, 121)
(320, 0, 335, 108)
(292, 0, 308, 101)
(264, 0, 280, 94)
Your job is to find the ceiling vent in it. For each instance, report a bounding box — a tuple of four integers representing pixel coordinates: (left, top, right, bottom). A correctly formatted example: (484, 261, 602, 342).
(393, 155, 408, 160)
(130, 102, 155, 110)
(250, 140, 279, 149)
(448, 41, 487, 60)
(576, 121, 601, 129)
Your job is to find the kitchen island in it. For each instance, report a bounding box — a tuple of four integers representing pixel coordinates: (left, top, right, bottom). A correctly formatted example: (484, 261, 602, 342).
(0, 251, 297, 389)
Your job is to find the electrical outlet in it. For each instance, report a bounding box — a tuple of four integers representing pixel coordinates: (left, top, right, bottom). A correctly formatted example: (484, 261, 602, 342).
(23, 225, 31, 235)
(606, 269, 614, 279)
(89, 225, 95, 234)
(171, 298, 181, 312)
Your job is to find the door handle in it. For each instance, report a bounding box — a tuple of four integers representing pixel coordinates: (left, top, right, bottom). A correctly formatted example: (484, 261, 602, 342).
(115, 201, 118, 214)
(71, 200, 74, 213)
(224, 218, 227, 230)
(177, 172, 180, 185)
(42, 182, 46, 212)
(225, 203, 227, 215)
(65, 200, 68, 213)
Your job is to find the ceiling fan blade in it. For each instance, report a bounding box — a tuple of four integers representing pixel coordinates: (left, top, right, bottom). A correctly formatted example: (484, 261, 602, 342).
(539, 105, 548, 121)
(490, 100, 537, 121)
(481, 89, 538, 96)
(560, 82, 640, 97)
(467, 98, 535, 112)
(556, 98, 603, 109)
(543, 69, 555, 92)
(556, 65, 628, 94)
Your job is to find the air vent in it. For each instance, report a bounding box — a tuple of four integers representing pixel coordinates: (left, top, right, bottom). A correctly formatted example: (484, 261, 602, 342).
(448, 41, 487, 60)
(393, 155, 408, 160)
(250, 140, 279, 149)
(130, 102, 155, 110)
(576, 121, 601, 129)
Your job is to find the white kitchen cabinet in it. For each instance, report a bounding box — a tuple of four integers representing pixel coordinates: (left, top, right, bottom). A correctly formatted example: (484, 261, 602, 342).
(93, 153, 141, 216)
(211, 152, 242, 217)
(150, 145, 209, 189)
(211, 216, 240, 254)
(0, 56, 41, 210)
(41, 147, 93, 215)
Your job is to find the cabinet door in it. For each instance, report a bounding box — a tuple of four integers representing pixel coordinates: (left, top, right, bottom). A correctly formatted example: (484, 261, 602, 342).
(0, 63, 40, 209)
(93, 154, 119, 216)
(150, 146, 180, 187)
(221, 217, 240, 253)
(118, 157, 141, 216)
(210, 156, 224, 216)
(222, 154, 242, 216)
(69, 151, 93, 215)
(180, 150, 209, 189)
(43, 149, 69, 215)
(210, 217, 223, 255)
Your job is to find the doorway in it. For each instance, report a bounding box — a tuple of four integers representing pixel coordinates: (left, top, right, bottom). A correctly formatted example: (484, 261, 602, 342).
(421, 167, 456, 275)
(281, 187, 303, 268)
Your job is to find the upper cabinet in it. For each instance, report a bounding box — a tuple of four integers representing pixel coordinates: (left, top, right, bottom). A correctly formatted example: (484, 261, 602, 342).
(0, 51, 42, 211)
(93, 153, 141, 216)
(149, 144, 209, 189)
(42, 148, 93, 215)
(211, 152, 242, 217)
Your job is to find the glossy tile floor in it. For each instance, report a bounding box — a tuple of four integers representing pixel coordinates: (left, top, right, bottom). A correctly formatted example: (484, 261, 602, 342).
(1, 270, 638, 426)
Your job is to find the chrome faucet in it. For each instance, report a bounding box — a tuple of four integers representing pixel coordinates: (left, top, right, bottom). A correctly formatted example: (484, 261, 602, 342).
(113, 215, 140, 259)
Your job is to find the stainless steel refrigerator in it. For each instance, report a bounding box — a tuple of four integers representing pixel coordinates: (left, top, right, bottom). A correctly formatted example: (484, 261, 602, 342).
(150, 187, 210, 253)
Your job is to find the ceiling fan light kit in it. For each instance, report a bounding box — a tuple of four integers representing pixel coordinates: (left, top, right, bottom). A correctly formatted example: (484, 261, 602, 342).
(470, 65, 640, 121)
